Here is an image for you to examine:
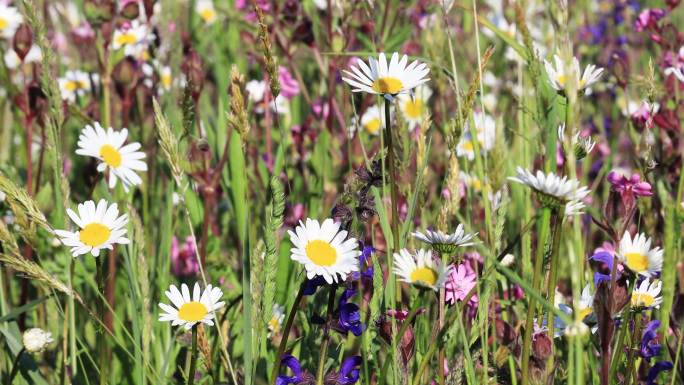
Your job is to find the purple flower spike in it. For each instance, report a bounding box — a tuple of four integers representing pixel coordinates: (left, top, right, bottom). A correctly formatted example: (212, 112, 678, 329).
(338, 289, 365, 336)
(640, 320, 662, 360)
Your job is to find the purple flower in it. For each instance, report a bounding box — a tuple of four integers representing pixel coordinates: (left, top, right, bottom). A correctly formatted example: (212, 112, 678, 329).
(170, 236, 200, 277)
(350, 246, 374, 282)
(607, 171, 653, 207)
(334, 356, 362, 385)
(278, 66, 300, 99)
(444, 263, 477, 305)
(303, 276, 327, 296)
(635, 9, 666, 32)
(589, 251, 621, 285)
(646, 361, 673, 385)
(276, 355, 313, 385)
(337, 289, 364, 336)
(640, 320, 662, 359)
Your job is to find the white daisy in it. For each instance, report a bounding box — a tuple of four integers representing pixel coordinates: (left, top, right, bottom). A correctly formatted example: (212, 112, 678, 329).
(22, 328, 53, 353)
(0, 4, 22, 39)
(631, 279, 663, 309)
(618, 232, 663, 278)
(75, 123, 147, 191)
(195, 0, 217, 24)
(288, 218, 361, 284)
(158, 282, 225, 330)
(456, 111, 496, 160)
(563, 199, 586, 217)
(508, 167, 591, 207)
(393, 248, 451, 291)
(268, 303, 285, 337)
(412, 224, 477, 255)
(397, 84, 432, 130)
(544, 54, 603, 93)
(577, 284, 594, 321)
(342, 52, 430, 98)
(58, 70, 95, 103)
(360, 105, 387, 136)
(54, 199, 130, 257)
(459, 172, 483, 192)
(111, 20, 149, 58)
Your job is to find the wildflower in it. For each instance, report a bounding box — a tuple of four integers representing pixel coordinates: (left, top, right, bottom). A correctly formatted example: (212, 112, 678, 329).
(278, 66, 300, 99)
(324, 356, 362, 385)
(501, 253, 515, 267)
(350, 245, 374, 282)
(22, 328, 53, 353)
(578, 284, 594, 321)
(4, 44, 41, 70)
(646, 361, 673, 385)
(508, 167, 590, 209)
(170, 236, 200, 277)
(640, 320, 662, 360)
(444, 263, 477, 305)
(158, 282, 225, 330)
(631, 279, 663, 309)
(342, 52, 430, 99)
(55, 199, 130, 257)
(618, 232, 663, 278)
(412, 224, 477, 255)
(544, 54, 603, 93)
(393, 248, 451, 291)
(268, 303, 285, 337)
(635, 9, 666, 32)
(360, 105, 385, 136)
(563, 320, 590, 337)
(456, 111, 496, 160)
(111, 20, 149, 57)
(276, 355, 314, 385)
(564, 199, 587, 217)
(58, 70, 95, 103)
(288, 218, 361, 284)
(337, 289, 364, 336)
(397, 84, 432, 130)
(607, 171, 652, 208)
(589, 250, 621, 285)
(195, 0, 217, 24)
(75, 122, 147, 191)
(0, 4, 22, 39)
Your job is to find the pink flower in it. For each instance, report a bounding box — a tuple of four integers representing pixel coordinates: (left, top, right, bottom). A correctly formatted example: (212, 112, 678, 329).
(445, 263, 478, 305)
(170, 236, 200, 277)
(278, 66, 300, 99)
(607, 170, 653, 208)
(635, 9, 666, 32)
(312, 98, 329, 119)
(631, 101, 658, 129)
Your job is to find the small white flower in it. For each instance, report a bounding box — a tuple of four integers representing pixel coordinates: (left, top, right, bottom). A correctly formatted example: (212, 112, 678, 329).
(393, 248, 451, 291)
(456, 111, 496, 160)
(0, 4, 23, 39)
(508, 167, 590, 205)
(55, 199, 130, 257)
(288, 218, 361, 284)
(22, 328, 53, 353)
(563, 320, 589, 338)
(577, 284, 594, 321)
(268, 303, 285, 337)
(397, 85, 432, 130)
(342, 52, 430, 98)
(631, 279, 663, 309)
(360, 105, 387, 136)
(75, 123, 148, 191)
(195, 0, 217, 24)
(501, 253, 515, 267)
(4, 44, 42, 70)
(544, 54, 603, 93)
(618, 232, 663, 278)
(111, 20, 149, 58)
(412, 224, 477, 255)
(58, 70, 95, 103)
(159, 282, 225, 330)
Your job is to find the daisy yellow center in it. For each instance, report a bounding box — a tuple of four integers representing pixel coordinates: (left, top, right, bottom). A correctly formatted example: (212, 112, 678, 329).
(624, 252, 648, 272)
(404, 99, 423, 119)
(200, 8, 216, 22)
(64, 80, 87, 91)
(410, 267, 438, 286)
(632, 293, 655, 308)
(268, 317, 281, 333)
(100, 144, 122, 168)
(79, 223, 111, 247)
(579, 78, 586, 88)
(177, 301, 208, 322)
(161, 72, 172, 88)
(0, 18, 7, 30)
(372, 77, 403, 94)
(116, 32, 138, 46)
(471, 179, 482, 190)
(556, 74, 567, 87)
(305, 240, 337, 266)
(578, 307, 592, 320)
(462, 140, 474, 152)
(364, 118, 381, 134)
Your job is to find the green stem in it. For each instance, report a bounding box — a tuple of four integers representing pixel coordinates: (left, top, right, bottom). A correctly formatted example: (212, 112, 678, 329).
(316, 285, 337, 385)
(188, 326, 198, 385)
(271, 283, 306, 385)
(383, 98, 401, 304)
(6, 347, 25, 385)
(625, 313, 641, 385)
(546, 206, 564, 368)
(521, 206, 552, 385)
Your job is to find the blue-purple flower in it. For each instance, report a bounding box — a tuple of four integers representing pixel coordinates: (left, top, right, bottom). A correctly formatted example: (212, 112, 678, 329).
(640, 320, 662, 359)
(276, 355, 313, 385)
(325, 356, 362, 385)
(337, 289, 365, 336)
(646, 361, 673, 385)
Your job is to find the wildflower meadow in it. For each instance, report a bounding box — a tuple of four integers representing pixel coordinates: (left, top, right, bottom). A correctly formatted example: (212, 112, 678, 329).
(2, 0, 684, 384)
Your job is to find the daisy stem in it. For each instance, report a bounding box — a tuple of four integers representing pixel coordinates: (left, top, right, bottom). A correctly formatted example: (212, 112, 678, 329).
(271, 282, 306, 385)
(609, 279, 635, 380)
(188, 325, 198, 385)
(625, 312, 641, 385)
(316, 284, 338, 385)
(382, 98, 401, 304)
(521, 206, 552, 385)
(545, 206, 564, 368)
(6, 347, 25, 385)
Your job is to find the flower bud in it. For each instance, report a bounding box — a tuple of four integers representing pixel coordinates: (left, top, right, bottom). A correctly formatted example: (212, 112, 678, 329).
(120, 0, 141, 20)
(112, 57, 140, 95)
(13, 24, 33, 62)
(181, 49, 204, 102)
(22, 328, 53, 353)
(84, 0, 116, 26)
(531, 331, 552, 361)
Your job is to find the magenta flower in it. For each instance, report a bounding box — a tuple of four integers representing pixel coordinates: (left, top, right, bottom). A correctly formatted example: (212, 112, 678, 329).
(607, 171, 653, 207)
(278, 66, 300, 99)
(444, 263, 478, 306)
(170, 236, 200, 277)
(635, 9, 666, 32)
